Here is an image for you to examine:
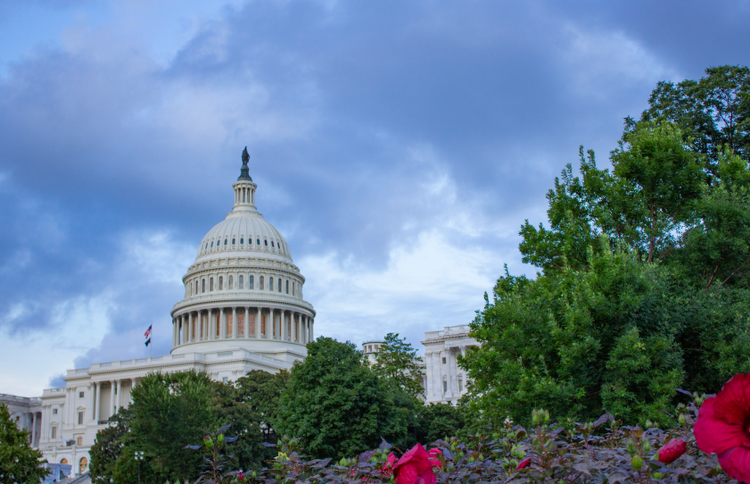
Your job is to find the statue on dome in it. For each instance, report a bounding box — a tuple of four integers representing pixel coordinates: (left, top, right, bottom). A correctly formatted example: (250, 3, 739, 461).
(242, 146, 250, 166)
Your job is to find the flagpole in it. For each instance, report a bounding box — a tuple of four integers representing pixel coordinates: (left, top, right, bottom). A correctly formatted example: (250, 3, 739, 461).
(150, 321, 153, 359)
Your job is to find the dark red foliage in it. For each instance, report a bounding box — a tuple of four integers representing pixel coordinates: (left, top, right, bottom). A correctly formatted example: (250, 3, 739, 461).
(516, 457, 531, 470)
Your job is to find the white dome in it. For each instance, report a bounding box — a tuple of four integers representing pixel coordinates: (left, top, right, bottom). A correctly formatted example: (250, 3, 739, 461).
(196, 212, 293, 263)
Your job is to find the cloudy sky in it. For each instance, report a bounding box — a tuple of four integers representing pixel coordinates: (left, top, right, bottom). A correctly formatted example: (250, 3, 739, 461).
(1, 0, 748, 396)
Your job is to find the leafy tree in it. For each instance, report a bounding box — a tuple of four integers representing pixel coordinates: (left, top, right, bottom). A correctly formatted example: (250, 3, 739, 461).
(89, 407, 132, 484)
(373, 333, 424, 399)
(0, 403, 50, 484)
(415, 403, 466, 445)
(275, 337, 406, 460)
(634, 65, 750, 168)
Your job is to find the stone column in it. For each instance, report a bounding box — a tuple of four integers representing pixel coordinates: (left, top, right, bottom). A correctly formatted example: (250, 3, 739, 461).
(31, 412, 36, 447)
(300, 315, 306, 343)
(244, 307, 250, 337)
(94, 382, 101, 423)
(115, 380, 122, 413)
(220, 308, 226, 339)
(232, 307, 238, 338)
(310, 318, 314, 341)
(281, 310, 287, 341)
(256, 307, 262, 338)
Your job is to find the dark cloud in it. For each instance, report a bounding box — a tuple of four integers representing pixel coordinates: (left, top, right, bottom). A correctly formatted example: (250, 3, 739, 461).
(0, 0, 749, 392)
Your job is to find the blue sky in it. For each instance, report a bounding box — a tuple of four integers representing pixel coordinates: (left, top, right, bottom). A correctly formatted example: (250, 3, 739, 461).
(1, 0, 749, 395)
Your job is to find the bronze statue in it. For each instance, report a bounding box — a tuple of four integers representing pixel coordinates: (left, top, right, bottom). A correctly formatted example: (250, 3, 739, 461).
(242, 146, 250, 166)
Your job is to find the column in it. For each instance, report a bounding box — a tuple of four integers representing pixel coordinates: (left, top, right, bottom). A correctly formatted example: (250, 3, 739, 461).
(244, 307, 250, 337)
(220, 308, 226, 339)
(310, 318, 314, 341)
(281, 310, 287, 341)
(232, 307, 238, 338)
(301, 315, 306, 344)
(94, 382, 101, 423)
(424, 352, 433, 400)
(293, 312, 297, 342)
(256, 307, 262, 338)
(116, 380, 122, 413)
(172, 319, 176, 347)
(31, 412, 36, 447)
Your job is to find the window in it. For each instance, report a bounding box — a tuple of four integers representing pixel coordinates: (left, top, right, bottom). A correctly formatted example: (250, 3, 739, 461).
(210, 277, 214, 291)
(269, 277, 273, 291)
(286, 280, 289, 294)
(219, 276, 223, 290)
(458, 378, 464, 393)
(79, 391, 84, 398)
(264, 239, 268, 246)
(278, 279, 282, 292)
(292, 282, 295, 296)
(443, 381, 448, 395)
(52, 408, 57, 415)
(222, 377, 229, 383)
(249, 275, 254, 289)
(260, 276, 264, 290)
(240, 238, 244, 245)
(271, 240, 275, 247)
(442, 357, 446, 364)
(239, 275, 244, 289)
(51, 427, 57, 439)
(202, 279, 206, 293)
(229, 275, 233, 289)
(79, 457, 88, 473)
(232, 238, 236, 245)
(77, 436, 83, 446)
(256, 238, 260, 245)
(224, 239, 228, 246)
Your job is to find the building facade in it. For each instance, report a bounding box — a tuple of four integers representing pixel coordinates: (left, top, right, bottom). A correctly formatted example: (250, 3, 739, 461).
(0, 393, 42, 447)
(35, 151, 316, 475)
(422, 325, 478, 404)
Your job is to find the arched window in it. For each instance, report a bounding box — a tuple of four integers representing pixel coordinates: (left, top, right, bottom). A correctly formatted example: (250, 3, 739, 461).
(202, 279, 206, 293)
(60, 458, 68, 465)
(210, 241, 214, 247)
(79, 457, 88, 473)
(256, 238, 260, 245)
(286, 280, 289, 294)
(269, 277, 274, 291)
(210, 277, 214, 291)
(219, 276, 223, 290)
(229, 275, 233, 289)
(239, 275, 243, 289)
(271, 240, 275, 248)
(249, 275, 254, 289)
(224, 239, 228, 246)
(259, 276, 264, 290)
(278, 278, 282, 292)
(232, 238, 236, 245)
(264, 239, 268, 246)
(292, 282, 295, 296)
(240, 238, 244, 245)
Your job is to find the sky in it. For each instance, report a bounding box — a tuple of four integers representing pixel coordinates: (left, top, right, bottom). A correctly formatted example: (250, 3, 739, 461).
(1, 0, 749, 396)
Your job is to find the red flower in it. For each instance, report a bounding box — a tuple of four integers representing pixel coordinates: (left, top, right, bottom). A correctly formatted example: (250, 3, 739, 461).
(657, 439, 687, 464)
(393, 444, 436, 484)
(695, 374, 750, 483)
(427, 448, 443, 470)
(380, 453, 397, 477)
(516, 457, 531, 470)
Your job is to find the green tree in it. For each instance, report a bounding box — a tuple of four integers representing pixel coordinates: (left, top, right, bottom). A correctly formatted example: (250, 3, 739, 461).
(373, 333, 424, 399)
(89, 407, 132, 484)
(0, 403, 50, 484)
(635, 65, 750, 168)
(275, 337, 405, 460)
(415, 403, 465, 445)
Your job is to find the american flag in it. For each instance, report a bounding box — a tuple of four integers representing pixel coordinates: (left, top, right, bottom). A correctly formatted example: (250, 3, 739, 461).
(144, 325, 152, 338)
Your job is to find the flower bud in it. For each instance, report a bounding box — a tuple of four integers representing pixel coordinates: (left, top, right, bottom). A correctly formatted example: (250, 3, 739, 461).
(631, 454, 643, 471)
(657, 439, 687, 464)
(652, 472, 663, 479)
(532, 409, 550, 426)
(641, 439, 651, 453)
(626, 439, 638, 455)
(516, 457, 531, 470)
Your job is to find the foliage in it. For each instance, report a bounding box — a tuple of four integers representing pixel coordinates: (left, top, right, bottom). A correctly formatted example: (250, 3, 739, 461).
(415, 403, 466, 445)
(89, 407, 132, 484)
(275, 337, 409, 460)
(244, 394, 740, 483)
(373, 333, 425, 399)
(0, 403, 49, 484)
(184, 424, 239, 484)
(634, 64, 750, 168)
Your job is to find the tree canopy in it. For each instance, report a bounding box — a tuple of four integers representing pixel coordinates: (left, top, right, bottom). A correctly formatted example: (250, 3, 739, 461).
(463, 65, 750, 428)
(0, 403, 49, 484)
(373, 333, 424, 399)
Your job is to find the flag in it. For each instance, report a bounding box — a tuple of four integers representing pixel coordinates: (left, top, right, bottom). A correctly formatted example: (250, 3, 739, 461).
(145, 324, 152, 346)
(145, 337, 151, 347)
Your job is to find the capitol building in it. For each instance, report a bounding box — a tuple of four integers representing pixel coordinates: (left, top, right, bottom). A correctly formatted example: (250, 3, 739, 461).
(1, 150, 476, 478)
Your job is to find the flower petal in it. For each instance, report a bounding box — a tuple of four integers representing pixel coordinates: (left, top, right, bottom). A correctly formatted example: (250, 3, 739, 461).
(395, 465, 419, 484)
(718, 446, 750, 483)
(417, 468, 437, 484)
(713, 374, 750, 426)
(695, 397, 747, 454)
(394, 444, 431, 474)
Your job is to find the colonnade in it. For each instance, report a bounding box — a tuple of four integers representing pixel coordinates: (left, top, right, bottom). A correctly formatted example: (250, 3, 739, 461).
(172, 307, 313, 347)
(89, 378, 138, 424)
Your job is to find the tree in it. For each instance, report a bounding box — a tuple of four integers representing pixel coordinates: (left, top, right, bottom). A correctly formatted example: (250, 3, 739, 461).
(89, 407, 132, 484)
(635, 65, 750, 169)
(373, 333, 424, 399)
(0, 403, 50, 484)
(415, 403, 465, 445)
(275, 337, 406, 460)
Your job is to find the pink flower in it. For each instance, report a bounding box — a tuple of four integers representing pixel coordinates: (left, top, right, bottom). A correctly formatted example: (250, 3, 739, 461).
(393, 444, 435, 484)
(657, 439, 687, 464)
(380, 452, 397, 477)
(695, 374, 750, 483)
(427, 448, 443, 470)
(516, 457, 531, 470)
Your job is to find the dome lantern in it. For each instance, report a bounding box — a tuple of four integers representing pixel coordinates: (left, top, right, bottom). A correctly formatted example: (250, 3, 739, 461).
(233, 147, 258, 213)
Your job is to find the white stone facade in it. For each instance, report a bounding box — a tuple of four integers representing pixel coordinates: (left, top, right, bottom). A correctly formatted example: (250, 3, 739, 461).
(362, 340, 384, 364)
(422, 325, 478, 405)
(32, 152, 316, 475)
(0, 393, 42, 447)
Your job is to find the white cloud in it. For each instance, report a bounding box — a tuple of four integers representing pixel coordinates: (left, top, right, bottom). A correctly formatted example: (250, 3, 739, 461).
(0, 294, 114, 396)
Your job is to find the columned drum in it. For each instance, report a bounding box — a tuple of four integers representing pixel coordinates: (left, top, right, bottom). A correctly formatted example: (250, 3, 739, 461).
(170, 150, 315, 363)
